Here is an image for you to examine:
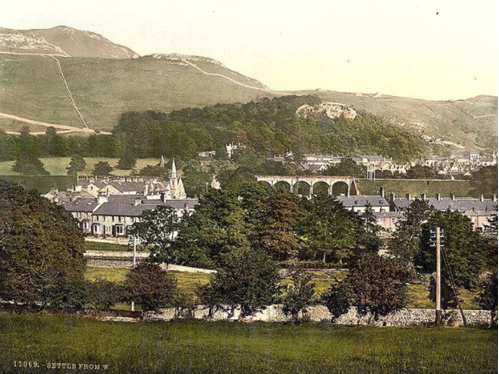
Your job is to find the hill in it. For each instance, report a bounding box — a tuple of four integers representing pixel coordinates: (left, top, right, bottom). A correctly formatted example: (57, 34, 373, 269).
(0, 26, 138, 58)
(0, 25, 496, 153)
(291, 90, 498, 152)
(0, 53, 275, 131)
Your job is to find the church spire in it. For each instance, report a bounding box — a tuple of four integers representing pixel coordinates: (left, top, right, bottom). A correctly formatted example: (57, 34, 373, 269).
(171, 158, 177, 179)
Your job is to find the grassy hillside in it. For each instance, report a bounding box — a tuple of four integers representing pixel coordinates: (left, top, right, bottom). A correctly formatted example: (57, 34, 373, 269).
(0, 157, 159, 177)
(0, 54, 275, 132)
(357, 179, 473, 197)
(296, 90, 498, 152)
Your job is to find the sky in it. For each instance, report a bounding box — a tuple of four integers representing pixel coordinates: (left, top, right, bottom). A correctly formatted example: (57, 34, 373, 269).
(0, 0, 497, 100)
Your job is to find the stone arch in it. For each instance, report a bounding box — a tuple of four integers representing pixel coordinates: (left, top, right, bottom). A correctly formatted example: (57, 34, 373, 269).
(312, 181, 330, 196)
(257, 180, 273, 190)
(332, 181, 349, 196)
(274, 181, 291, 193)
(294, 181, 311, 197)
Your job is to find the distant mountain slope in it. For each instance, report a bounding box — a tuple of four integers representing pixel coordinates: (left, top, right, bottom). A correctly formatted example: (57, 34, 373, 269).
(0, 54, 275, 131)
(291, 90, 498, 152)
(0, 26, 139, 58)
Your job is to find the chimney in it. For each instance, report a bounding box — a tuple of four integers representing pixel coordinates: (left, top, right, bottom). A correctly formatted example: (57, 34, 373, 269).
(493, 194, 497, 202)
(435, 193, 441, 201)
(406, 193, 411, 201)
(451, 193, 455, 201)
(480, 194, 484, 202)
(379, 187, 385, 198)
(389, 193, 396, 202)
(421, 193, 426, 201)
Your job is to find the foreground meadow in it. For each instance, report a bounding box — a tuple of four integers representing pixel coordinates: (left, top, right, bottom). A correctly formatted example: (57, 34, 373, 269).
(0, 313, 496, 374)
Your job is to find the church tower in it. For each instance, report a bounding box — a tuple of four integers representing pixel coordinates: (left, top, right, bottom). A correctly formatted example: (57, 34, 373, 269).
(167, 158, 186, 199)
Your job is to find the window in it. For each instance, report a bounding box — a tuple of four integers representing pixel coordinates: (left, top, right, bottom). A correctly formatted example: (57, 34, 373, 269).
(116, 225, 124, 235)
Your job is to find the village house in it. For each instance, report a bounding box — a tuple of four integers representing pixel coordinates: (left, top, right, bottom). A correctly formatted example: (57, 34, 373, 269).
(389, 193, 498, 232)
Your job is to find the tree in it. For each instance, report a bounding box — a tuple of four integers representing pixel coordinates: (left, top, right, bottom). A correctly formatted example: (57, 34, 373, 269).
(138, 165, 168, 178)
(12, 154, 50, 175)
(129, 205, 182, 266)
(470, 166, 498, 198)
(282, 271, 316, 322)
(125, 262, 177, 312)
(0, 180, 86, 307)
(66, 155, 86, 175)
(253, 192, 302, 262)
(390, 199, 434, 278)
(348, 256, 407, 322)
(117, 148, 137, 170)
(474, 272, 498, 327)
(173, 189, 252, 268)
(181, 159, 212, 197)
(322, 158, 366, 178)
(92, 161, 113, 176)
(406, 164, 438, 179)
(428, 276, 461, 310)
(417, 210, 486, 290)
(299, 195, 360, 264)
(353, 203, 383, 261)
(321, 280, 353, 321)
(88, 278, 125, 310)
(197, 248, 281, 319)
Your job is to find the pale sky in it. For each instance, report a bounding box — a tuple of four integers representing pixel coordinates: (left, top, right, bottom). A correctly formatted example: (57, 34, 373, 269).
(0, 0, 497, 100)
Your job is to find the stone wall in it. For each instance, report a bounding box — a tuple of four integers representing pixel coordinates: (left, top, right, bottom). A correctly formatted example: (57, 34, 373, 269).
(144, 305, 495, 327)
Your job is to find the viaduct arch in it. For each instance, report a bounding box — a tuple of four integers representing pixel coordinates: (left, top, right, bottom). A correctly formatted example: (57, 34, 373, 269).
(255, 175, 358, 198)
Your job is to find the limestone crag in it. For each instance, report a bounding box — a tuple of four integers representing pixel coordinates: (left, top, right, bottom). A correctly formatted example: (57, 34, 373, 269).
(296, 102, 357, 120)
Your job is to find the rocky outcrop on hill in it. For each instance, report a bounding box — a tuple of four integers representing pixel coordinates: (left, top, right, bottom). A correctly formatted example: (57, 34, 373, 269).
(0, 26, 139, 59)
(296, 102, 357, 120)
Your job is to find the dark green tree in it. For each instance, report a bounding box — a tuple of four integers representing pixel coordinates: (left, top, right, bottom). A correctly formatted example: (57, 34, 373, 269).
(138, 165, 168, 178)
(299, 195, 360, 264)
(252, 192, 302, 262)
(417, 210, 486, 290)
(66, 155, 86, 175)
(390, 199, 434, 278)
(322, 158, 366, 178)
(321, 280, 353, 321)
(129, 205, 182, 266)
(92, 161, 113, 176)
(474, 272, 498, 327)
(406, 164, 438, 179)
(282, 271, 316, 322)
(12, 154, 50, 175)
(125, 262, 177, 312)
(353, 203, 383, 261)
(181, 159, 212, 197)
(197, 248, 281, 318)
(0, 181, 86, 307)
(88, 278, 125, 310)
(117, 148, 137, 170)
(470, 166, 498, 198)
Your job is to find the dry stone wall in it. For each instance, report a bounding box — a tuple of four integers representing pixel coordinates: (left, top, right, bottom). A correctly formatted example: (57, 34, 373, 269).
(144, 305, 495, 327)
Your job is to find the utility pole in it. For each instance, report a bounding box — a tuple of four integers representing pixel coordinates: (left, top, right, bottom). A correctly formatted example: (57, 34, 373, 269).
(131, 235, 137, 312)
(430, 227, 443, 327)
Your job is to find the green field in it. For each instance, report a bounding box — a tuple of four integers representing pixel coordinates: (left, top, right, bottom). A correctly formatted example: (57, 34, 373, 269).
(83, 267, 480, 309)
(0, 157, 159, 177)
(0, 313, 496, 374)
(357, 179, 473, 197)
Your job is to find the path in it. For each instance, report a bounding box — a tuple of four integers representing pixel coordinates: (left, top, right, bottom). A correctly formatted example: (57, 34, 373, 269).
(50, 56, 89, 128)
(180, 58, 273, 92)
(0, 112, 111, 135)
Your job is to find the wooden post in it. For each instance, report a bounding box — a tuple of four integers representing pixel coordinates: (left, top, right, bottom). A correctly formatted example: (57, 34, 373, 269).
(131, 236, 137, 312)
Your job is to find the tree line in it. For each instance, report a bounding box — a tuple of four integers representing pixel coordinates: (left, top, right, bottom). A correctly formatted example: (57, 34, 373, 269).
(1, 180, 496, 324)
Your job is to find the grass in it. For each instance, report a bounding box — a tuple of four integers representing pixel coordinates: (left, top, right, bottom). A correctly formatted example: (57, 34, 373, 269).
(85, 241, 130, 252)
(357, 179, 473, 197)
(84, 268, 480, 309)
(0, 157, 159, 177)
(0, 54, 271, 131)
(0, 313, 496, 374)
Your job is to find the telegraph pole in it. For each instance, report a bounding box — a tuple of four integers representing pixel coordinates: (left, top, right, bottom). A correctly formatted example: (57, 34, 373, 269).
(430, 227, 443, 327)
(435, 227, 441, 327)
(131, 235, 137, 312)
